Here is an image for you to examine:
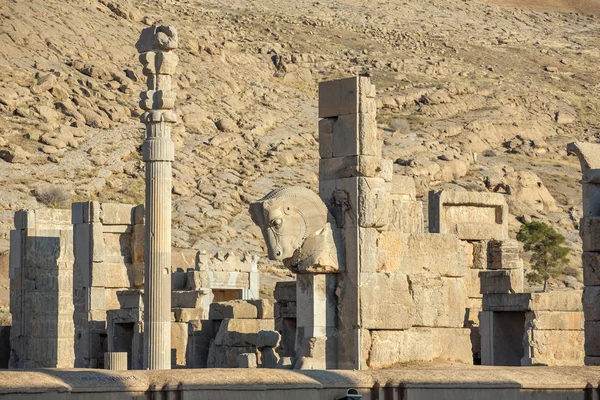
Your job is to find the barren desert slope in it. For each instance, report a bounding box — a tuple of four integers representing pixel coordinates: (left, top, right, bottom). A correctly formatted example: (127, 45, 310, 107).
(0, 0, 599, 303)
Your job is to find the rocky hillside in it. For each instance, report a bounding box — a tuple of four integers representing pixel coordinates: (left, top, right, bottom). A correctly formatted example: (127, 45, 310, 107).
(0, 0, 599, 293)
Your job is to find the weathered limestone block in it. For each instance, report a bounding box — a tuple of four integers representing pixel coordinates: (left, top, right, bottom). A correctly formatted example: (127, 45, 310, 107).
(583, 252, 600, 286)
(367, 328, 472, 369)
(428, 190, 508, 240)
(471, 240, 489, 269)
(376, 232, 469, 277)
(581, 217, 600, 252)
(90, 262, 132, 288)
(172, 290, 204, 308)
(249, 299, 274, 319)
(583, 286, 600, 321)
(409, 276, 467, 328)
(186, 270, 249, 290)
(479, 269, 523, 294)
(237, 353, 257, 368)
(318, 77, 380, 157)
(171, 249, 197, 272)
(116, 290, 143, 309)
(466, 268, 483, 299)
(390, 175, 417, 200)
(209, 300, 259, 320)
(319, 118, 334, 159)
(173, 308, 204, 322)
(489, 239, 522, 270)
(525, 330, 584, 366)
(334, 177, 390, 228)
(360, 273, 412, 330)
(389, 198, 423, 234)
(483, 291, 583, 312)
(318, 77, 359, 118)
(171, 322, 188, 367)
(100, 203, 134, 225)
(526, 311, 584, 331)
(214, 319, 275, 347)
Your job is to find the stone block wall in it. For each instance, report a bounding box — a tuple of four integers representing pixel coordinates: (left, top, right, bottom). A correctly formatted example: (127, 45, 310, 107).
(72, 201, 143, 368)
(480, 291, 584, 366)
(188, 300, 278, 368)
(567, 142, 600, 366)
(317, 77, 479, 369)
(428, 189, 523, 363)
(9, 209, 75, 368)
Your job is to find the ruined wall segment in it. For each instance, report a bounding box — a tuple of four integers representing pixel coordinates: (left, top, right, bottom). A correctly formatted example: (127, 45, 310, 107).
(318, 77, 473, 369)
(9, 209, 74, 368)
(568, 142, 600, 365)
(72, 201, 143, 368)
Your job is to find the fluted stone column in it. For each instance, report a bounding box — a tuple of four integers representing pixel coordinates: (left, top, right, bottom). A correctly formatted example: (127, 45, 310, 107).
(105, 352, 128, 370)
(136, 25, 179, 370)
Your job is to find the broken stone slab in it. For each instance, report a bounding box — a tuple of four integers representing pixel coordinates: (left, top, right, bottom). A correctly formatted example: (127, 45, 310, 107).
(209, 300, 259, 320)
(483, 291, 583, 312)
(479, 269, 523, 294)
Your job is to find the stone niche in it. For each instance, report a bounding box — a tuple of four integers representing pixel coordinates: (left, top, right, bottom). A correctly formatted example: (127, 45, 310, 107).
(480, 291, 584, 366)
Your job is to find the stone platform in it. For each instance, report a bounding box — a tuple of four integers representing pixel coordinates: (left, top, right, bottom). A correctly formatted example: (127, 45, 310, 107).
(0, 366, 598, 399)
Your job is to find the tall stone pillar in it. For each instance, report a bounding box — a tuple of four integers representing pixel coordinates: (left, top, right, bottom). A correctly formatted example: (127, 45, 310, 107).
(318, 76, 390, 369)
(136, 25, 179, 370)
(567, 142, 600, 366)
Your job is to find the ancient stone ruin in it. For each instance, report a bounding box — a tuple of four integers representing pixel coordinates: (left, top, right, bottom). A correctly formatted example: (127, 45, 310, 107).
(568, 142, 600, 366)
(2, 26, 591, 377)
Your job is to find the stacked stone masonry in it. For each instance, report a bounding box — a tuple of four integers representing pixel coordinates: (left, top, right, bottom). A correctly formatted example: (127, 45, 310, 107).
(568, 142, 600, 365)
(9, 200, 259, 370)
(9, 209, 75, 368)
(480, 291, 584, 366)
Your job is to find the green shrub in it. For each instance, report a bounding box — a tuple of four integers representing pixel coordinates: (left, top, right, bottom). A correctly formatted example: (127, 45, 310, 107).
(516, 221, 570, 292)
